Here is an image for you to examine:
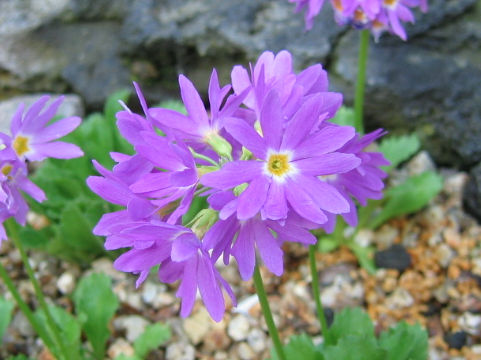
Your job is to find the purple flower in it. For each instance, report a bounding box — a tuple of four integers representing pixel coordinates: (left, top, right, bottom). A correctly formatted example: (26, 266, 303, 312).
(203, 202, 317, 279)
(289, 0, 428, 40)
(289, 0, 325, 29)
(1, 96, 83, 162)
(88, 51, 390, 322)
(104, 219, 235, 321)
(201, 91, 360, 224)
(148, 70, 246, 159)
(0, 158, 45, 242)
(321, 127, 390, 231)
(231, 50, 341, 120)
(0, 96, 83, 243)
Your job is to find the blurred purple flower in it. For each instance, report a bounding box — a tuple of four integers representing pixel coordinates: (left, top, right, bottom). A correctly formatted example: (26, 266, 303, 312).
(289, 0, 428, 40)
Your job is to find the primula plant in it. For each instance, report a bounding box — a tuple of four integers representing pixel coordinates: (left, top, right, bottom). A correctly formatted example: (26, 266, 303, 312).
(85, 50, 427, 359)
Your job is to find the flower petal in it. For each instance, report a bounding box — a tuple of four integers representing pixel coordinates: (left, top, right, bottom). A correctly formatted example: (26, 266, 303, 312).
(200, 160, 263, 189)
(237, 176, 270, 220)
(293, 153, 361, 175)
(224, 118, 267, 159)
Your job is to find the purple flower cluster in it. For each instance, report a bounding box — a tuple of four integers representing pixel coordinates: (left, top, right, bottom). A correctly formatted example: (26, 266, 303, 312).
(0, 96, 83, 242)
(289, 0, 428, 40)
(88, 50, 389, 321)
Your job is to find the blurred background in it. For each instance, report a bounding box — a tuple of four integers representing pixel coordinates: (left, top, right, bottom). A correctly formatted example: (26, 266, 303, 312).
(0, 0, 480, 217)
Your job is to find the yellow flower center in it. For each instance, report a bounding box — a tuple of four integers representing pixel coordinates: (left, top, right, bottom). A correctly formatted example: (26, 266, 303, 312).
(333, 0, 344, 12)
(1, 164, 12, 176)
(267, 154, 290, 177)
(13, 136, 30, 156)
(383, 0, 398, 6)
(354, 9, 367, 23)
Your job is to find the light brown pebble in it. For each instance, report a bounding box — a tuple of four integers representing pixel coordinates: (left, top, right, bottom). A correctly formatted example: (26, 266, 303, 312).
(107, 338, 135, 358)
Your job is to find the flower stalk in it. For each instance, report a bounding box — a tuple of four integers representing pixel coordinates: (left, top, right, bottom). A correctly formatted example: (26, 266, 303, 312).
(0, 260, 59, 354)
(253, 264, 286, 360)
(5, 219, 69, 360)
(309, 244, 333, 346)
(354, 29, 370, 135)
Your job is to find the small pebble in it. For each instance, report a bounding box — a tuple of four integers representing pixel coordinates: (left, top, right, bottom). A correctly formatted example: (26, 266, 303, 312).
(385, 288, 414, 309)
(228, 315, 250, 341)
(406, 151, 436, 175)
(113, 315, 150, 342)
(238, 342, 255, 360)
(354, 229, 373, 247)
(374, 244, 412, 271)
(444, 331, 467, 349)
(165, 342, 195, 360)
(246, 328, 266, 353)
(183, 309, 212, 345)
(436, 244, 455, 268)
(12, 312, 34, 337)
(107, 338, 135, 358)
(458, 312, 481, 336)
(56, 272, 76, 294)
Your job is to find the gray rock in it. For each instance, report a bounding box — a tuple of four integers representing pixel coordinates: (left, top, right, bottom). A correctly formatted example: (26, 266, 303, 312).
(120, 0, 343, 89)
(0, 94, 84, 133)
(332, 1, 481, 168)
(62, 0, 130, 21)
(0, 22, 131, 108)
(374, 244, 412, 271)
(464, 162, 481, 222)
(0, 0, 69, 36)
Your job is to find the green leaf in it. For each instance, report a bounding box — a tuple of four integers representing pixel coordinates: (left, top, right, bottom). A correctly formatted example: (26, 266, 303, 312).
(182, 196, 208, 225)
(318, 237, 341, 253)
(6, 355, 34, 360)
(329, 307, 375, 344)
(330, 106, 355, 127)
(269, 334, 323, 360)
(114, 355, 142, 360)
(18, 226, 51, 250)
(56, 202, 104, 262)
(378, 134, 420, 172)
(104, 89, 131, 123)
(349, 243, 376, 274)
(370, 171, 443, 229)
(134, 323, 171, 358)
(0, 297, 14, 340)
(35, 305, 82, 360)
(323, 335, 385, 360)
(73, 273, 119, 360)
(379, 322, 428, 360)
(157, 99, 187, 114)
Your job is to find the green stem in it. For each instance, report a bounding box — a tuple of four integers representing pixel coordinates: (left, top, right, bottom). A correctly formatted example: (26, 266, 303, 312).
(354, 29, 370, 135)
(189, 147, 219, 167)
(253, 265, 286, 360)
(5, 219, 68, 360)
(309, 244, 333, 346)
(0, 260, 57, 352)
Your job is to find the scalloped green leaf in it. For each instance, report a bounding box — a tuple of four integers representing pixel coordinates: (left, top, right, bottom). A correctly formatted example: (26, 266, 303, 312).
(371, 171, 443, 229)
(0, 297, 14, 340)
(379, 322, 428, 360)
(134, 323, 171, 358)
(378, 134, 420, 172)
(329, 307, 375, 344)
(73, 273, 119, 360)
(269, 334, 323, 360)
